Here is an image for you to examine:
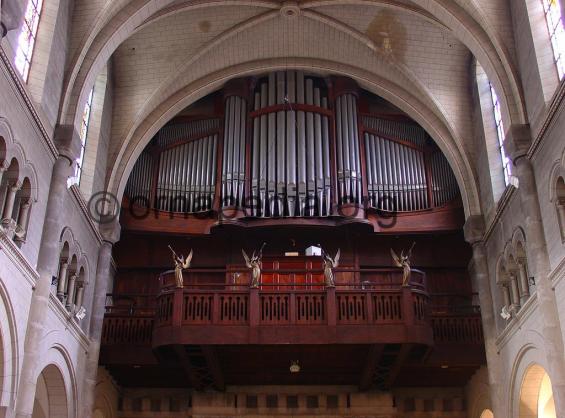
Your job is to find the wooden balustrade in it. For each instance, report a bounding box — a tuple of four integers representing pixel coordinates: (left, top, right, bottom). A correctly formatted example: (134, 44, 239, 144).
(154, 287, 428, 328)
(101, 314, 154, 345)
(431, 314, 484, 344)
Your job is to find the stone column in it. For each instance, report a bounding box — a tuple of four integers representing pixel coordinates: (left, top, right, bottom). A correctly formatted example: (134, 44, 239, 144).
(1, 182, 20, 220)
(464, 216, 504, 417)
(509, 274, 520, 308)
(80, 219, 120, 418)
(56, 260, 69, 301)
(75, 285, 85, 311)
(517, 259, 530, 304)
(65, 274, 77, 310)
(14, 199, 31, 243)
(15, 125, 81, 418)
(504, 125, 565, 413)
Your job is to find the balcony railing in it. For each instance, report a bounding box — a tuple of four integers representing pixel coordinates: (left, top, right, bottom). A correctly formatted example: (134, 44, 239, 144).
(101, 267, 483, 347)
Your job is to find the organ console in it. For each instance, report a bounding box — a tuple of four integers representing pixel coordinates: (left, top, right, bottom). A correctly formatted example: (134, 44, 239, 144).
(124, 71, 460, 223)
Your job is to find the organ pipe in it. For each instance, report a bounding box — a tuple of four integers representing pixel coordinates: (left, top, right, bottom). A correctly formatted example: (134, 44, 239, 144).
(250, 71, 331, 218)
(222, 96, 247, 208)
(336, 94, 362, 205)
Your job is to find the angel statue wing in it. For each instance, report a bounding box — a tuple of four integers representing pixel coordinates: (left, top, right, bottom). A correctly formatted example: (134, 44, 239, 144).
(333, 249, 341, 268)
(406, 242, 416, 259)
(242, 249, 252, 268)
(182, 249, 193, 269)
(390, 248, 403, 268)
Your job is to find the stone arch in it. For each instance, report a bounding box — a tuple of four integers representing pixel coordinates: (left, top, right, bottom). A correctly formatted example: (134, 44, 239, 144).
(34, 344, 78, 418)
(107, 58, 481, 219)
(59, 0, 525, 147)
(549, 158, 565, 243)
(519, 364, 557, 418)
(0, 277, 18, 408)
(32, 364, 68, 418)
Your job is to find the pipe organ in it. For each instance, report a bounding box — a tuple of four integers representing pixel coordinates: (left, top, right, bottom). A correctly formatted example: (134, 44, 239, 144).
(124, 72, 460, 217)
(249, 71, 332, 217)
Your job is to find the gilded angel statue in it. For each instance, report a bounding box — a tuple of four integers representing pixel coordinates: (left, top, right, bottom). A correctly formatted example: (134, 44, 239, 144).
(390, 242, 415, 287)
(169, 245, 193, 288)
(320, 245, 340, 288)
(242, 242, 266, 288)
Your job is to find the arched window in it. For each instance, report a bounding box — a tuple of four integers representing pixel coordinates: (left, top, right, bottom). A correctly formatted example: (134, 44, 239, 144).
(479, 409, 494, 418)
(68, 88, 94, 187)
(542, 0, 565, 79)
(489, 84, 512, 186)
(14, 0, 44, 81)
(556, 176, 565, 241)
(519, 364, 556, 418)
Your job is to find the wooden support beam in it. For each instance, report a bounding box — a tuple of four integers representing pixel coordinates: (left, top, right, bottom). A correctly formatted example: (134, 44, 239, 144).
(359, 344, 384, 391)
(384, 344, 412, 388)
(173, 345, 201, 389)
(201, 345, 225, 391)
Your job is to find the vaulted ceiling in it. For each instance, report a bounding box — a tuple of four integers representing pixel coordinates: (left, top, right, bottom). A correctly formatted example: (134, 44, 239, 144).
(59, 0, 524, 218)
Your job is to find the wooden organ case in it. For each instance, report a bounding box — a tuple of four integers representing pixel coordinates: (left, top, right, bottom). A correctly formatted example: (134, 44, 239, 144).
(102, 72, 484, 394)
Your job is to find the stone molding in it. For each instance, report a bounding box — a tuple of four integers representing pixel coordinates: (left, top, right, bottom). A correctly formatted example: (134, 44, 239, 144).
(495, 292, 538, 351)
(0, 229, 38, 288)
(0, 46, 58, 157)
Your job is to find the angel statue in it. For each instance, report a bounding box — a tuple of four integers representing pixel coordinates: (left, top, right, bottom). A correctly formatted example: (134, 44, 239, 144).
(320, 245, 340, 288)
(242, 242, 266, 288)
(169, 245, 193, 288)
(390, 242, 415, 287)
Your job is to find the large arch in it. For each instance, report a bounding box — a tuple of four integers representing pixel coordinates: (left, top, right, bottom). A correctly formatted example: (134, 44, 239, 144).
(519, 364, 557, 418)
(58, 0, 526, 139)
(32, 365, 68, 418)
(106, 57, 481, 219)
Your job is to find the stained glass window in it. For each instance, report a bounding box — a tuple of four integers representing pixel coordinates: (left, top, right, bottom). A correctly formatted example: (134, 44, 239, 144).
(69, 89, 94, 187)
(543, 0, 565, 79)
(14, 0, 43, 81)
(490, 84, 512, 186)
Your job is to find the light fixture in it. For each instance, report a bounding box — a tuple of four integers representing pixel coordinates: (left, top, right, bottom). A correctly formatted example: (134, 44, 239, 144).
(290, 360, 300, 373)
(75, 306, 87, 321)
(440, 365, 449, 369)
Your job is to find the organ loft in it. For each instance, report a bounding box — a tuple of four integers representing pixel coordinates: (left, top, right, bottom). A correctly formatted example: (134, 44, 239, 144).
(1, 1, 565, 417)
(102, 71, 483, 412)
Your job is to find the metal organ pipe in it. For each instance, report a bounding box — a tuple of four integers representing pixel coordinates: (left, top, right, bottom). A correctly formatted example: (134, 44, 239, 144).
(221, 96, 247, 209)
(250, 71, 331, 218)
(335, 94, 362, 205)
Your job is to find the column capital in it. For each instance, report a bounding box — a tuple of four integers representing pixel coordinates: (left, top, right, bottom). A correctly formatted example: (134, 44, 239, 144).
(100, 218, 121, 245)
(503, 124, 532, 163)
(463, 215, 485, 245)
(54, 125, 82, 163)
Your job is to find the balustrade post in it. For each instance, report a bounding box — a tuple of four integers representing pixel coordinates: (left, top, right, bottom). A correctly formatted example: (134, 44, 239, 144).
(327, 287, 336, 326)
(249, 288, 259, 326)
(402, 288, 415, 326)
(365, 291, 374, 323)
(289, 291, 297, 324)
(172, 287, 184, 327)
(213, 293, 220, 324)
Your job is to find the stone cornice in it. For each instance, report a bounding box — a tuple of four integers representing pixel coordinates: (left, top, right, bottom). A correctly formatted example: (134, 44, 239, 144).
(550, 256, 565, 287)
(528, 78, 565, 159)
(0, 231, 38, 287)
(0, 45, 58, 158)
(495, 292, 538, 351)
(483, 185, 516, 242)
(49, 292, 90, 350)
(69, 185, 103, 244)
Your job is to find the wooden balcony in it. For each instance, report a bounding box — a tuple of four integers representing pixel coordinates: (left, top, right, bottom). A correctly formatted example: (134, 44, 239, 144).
(100, 267, 485, 389)
(152, 285, 432, 346)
